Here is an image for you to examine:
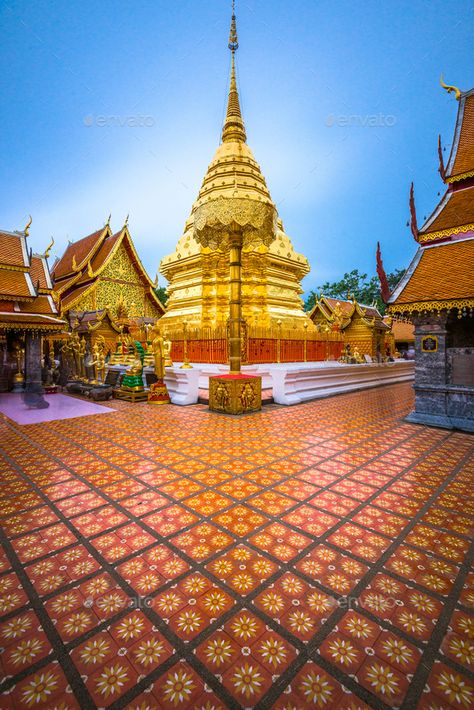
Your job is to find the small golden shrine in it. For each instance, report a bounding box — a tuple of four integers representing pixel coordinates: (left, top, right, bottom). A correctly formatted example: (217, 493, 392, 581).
(53, 218, 165, 333)
(309, 295, 390, 358)
(159, 6, 311, 333)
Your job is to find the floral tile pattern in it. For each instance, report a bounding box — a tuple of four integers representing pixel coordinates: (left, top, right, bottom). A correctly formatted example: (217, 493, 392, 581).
(0, 382, 473, 708)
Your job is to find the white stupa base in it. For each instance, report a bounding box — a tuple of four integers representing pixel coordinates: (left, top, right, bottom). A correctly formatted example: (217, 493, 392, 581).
(165, 360, 414, 406)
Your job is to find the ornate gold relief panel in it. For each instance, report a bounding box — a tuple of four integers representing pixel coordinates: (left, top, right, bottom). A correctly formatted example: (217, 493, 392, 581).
(101, 244, 141, 284)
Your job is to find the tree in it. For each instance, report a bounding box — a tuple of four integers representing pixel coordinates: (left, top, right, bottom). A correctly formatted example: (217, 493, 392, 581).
(154, 285, 168, 306)
(304, 268, 405, 314)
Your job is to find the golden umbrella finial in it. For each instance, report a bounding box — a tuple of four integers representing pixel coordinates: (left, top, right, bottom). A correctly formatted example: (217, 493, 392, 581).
(24, 215, 32, 236)
(229, 0, 238, 51)
(440, 74, 461, 100)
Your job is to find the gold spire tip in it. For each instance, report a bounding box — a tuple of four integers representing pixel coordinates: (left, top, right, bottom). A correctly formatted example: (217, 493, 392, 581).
(228, 1, 238, 51)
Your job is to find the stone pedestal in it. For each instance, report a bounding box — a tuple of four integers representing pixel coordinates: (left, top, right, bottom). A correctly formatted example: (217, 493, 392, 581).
(209, 374, 261, 415)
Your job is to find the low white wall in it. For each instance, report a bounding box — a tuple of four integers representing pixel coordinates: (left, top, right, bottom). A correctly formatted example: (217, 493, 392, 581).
(269, 360, 415, 405)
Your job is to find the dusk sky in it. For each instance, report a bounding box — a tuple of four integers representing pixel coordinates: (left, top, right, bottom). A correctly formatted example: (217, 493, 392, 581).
(1, 0, 473, 295)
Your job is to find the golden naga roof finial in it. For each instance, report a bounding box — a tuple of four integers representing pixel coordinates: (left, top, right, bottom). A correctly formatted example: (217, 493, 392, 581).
(124, 213, 129, 227)
(87, 261, 94, 278)
(106, 213, 111, 226)
(440, 74, 461, 100)
(44, 236, 54, 258)
(153, 270, 159, 287)
(72, 254, 77, 271)
(24, 215, 32, 236)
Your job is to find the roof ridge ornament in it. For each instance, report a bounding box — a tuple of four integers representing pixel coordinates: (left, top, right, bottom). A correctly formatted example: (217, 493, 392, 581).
(24, 215, 32, 236)
(44, 236, 54, 258)
(440, 75, 461, 100)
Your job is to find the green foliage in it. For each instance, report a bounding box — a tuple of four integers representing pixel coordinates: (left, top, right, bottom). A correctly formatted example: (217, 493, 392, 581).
(154, 285, 168, 306)
(304, 268, 405, 314)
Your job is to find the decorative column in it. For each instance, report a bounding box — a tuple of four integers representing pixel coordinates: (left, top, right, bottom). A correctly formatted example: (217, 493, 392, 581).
(193, 196, 276, 414)
(24, 331, 49, 409)
(229, 230, 243, 373)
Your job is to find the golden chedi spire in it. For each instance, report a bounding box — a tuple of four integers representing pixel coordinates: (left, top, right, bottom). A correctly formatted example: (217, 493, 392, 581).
(159, 2, 311, 331)
(222, 9, 246, 143)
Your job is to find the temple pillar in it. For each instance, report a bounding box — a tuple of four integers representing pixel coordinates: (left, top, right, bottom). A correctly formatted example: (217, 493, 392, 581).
(406, 313, 449, 427)
(24, 332, 49, 408)
(229, 230, 243, 373)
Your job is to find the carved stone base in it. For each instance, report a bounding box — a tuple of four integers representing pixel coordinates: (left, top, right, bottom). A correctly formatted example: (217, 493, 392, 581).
(209, 374, 261, 415)
(148, 380, 171, 405)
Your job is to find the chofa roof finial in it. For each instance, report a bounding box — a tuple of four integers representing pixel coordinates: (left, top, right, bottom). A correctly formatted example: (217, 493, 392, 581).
(440, 74, 461, 100)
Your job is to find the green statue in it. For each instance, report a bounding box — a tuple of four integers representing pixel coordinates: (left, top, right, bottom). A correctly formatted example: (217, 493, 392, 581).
(121, 341, 145, 391)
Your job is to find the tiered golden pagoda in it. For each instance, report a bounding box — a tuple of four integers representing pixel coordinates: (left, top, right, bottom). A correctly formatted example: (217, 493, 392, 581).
(159, 9, 311, 332)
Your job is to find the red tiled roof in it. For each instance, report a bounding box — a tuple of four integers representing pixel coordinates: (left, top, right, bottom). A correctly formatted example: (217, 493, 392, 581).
(0, 312, 65, 329)
(323, 297, 354, 316)
(446, 92, 474, 180)
(421, 186, 474, 236)
(0, 270, 34, 300)
(30, 255, 51, 291)
(53, 228, 105, 280)
(0, 231, 28, 268)
(18, 295, 57, 315)
(391, 320, 415, 341)
(61, 283, 94, 311)
(392, 238, 474, 304)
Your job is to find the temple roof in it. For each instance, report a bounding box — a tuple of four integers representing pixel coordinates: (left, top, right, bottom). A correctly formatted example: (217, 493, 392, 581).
(0, 271, 36, 301)
(0, 225, 65, 331)
(420, 186, 474, 241)
(54, 224, 165, 315)
(310, 296, 388, 330)
(53, 227, 108, 280)
(0, 229, 30, 269)
(388, 236, 474, 313)
(418, 86, 474, 244)
(445, 89, 474, 182)
(388, 319, 415, 342)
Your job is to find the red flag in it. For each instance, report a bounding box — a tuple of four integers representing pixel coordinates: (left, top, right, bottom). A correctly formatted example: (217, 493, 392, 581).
(376, 242, 391, 303)
(409, 182, 419, 241)
(438, 134, 446, 181)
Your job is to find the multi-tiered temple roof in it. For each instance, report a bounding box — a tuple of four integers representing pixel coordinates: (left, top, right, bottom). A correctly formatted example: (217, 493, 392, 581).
(53, 221, 165, 321)
(388, 85, 474, 316)
(159, 9, 310, 330)
(0, 224, 64, 331)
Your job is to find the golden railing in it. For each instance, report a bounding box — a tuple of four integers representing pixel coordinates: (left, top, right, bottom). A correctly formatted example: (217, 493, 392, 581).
(165, 324, 344, 364)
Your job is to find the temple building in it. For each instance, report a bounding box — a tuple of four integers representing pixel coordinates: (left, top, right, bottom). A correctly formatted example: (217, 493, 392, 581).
(0, 223, 65, 392)
(53, 220, 165, 340)
(309, 295, 391, 358)
(386, 82, 474, 431)
(159, 13, 311, 331)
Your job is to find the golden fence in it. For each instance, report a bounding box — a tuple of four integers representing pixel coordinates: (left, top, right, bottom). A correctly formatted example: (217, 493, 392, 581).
(167, 325, 344, 364)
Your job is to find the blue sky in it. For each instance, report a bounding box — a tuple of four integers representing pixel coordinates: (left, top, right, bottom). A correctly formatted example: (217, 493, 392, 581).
(1, 0, 473, 294)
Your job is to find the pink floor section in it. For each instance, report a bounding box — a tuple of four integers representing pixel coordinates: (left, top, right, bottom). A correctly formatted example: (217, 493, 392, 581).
(0, 393, 115, 425)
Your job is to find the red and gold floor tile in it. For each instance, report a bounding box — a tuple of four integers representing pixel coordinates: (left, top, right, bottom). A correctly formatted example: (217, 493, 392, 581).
(0, 383, 473, 709)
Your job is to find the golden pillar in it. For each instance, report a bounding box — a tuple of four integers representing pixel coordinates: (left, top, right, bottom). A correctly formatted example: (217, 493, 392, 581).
(229, 230, 243, 373)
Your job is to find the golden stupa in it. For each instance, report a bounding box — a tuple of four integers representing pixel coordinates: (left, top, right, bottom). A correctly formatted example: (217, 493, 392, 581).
(159, 8, 311, 331)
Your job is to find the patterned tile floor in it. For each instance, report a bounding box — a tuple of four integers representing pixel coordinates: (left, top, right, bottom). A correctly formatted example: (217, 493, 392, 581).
(0, 383, 472, 709)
